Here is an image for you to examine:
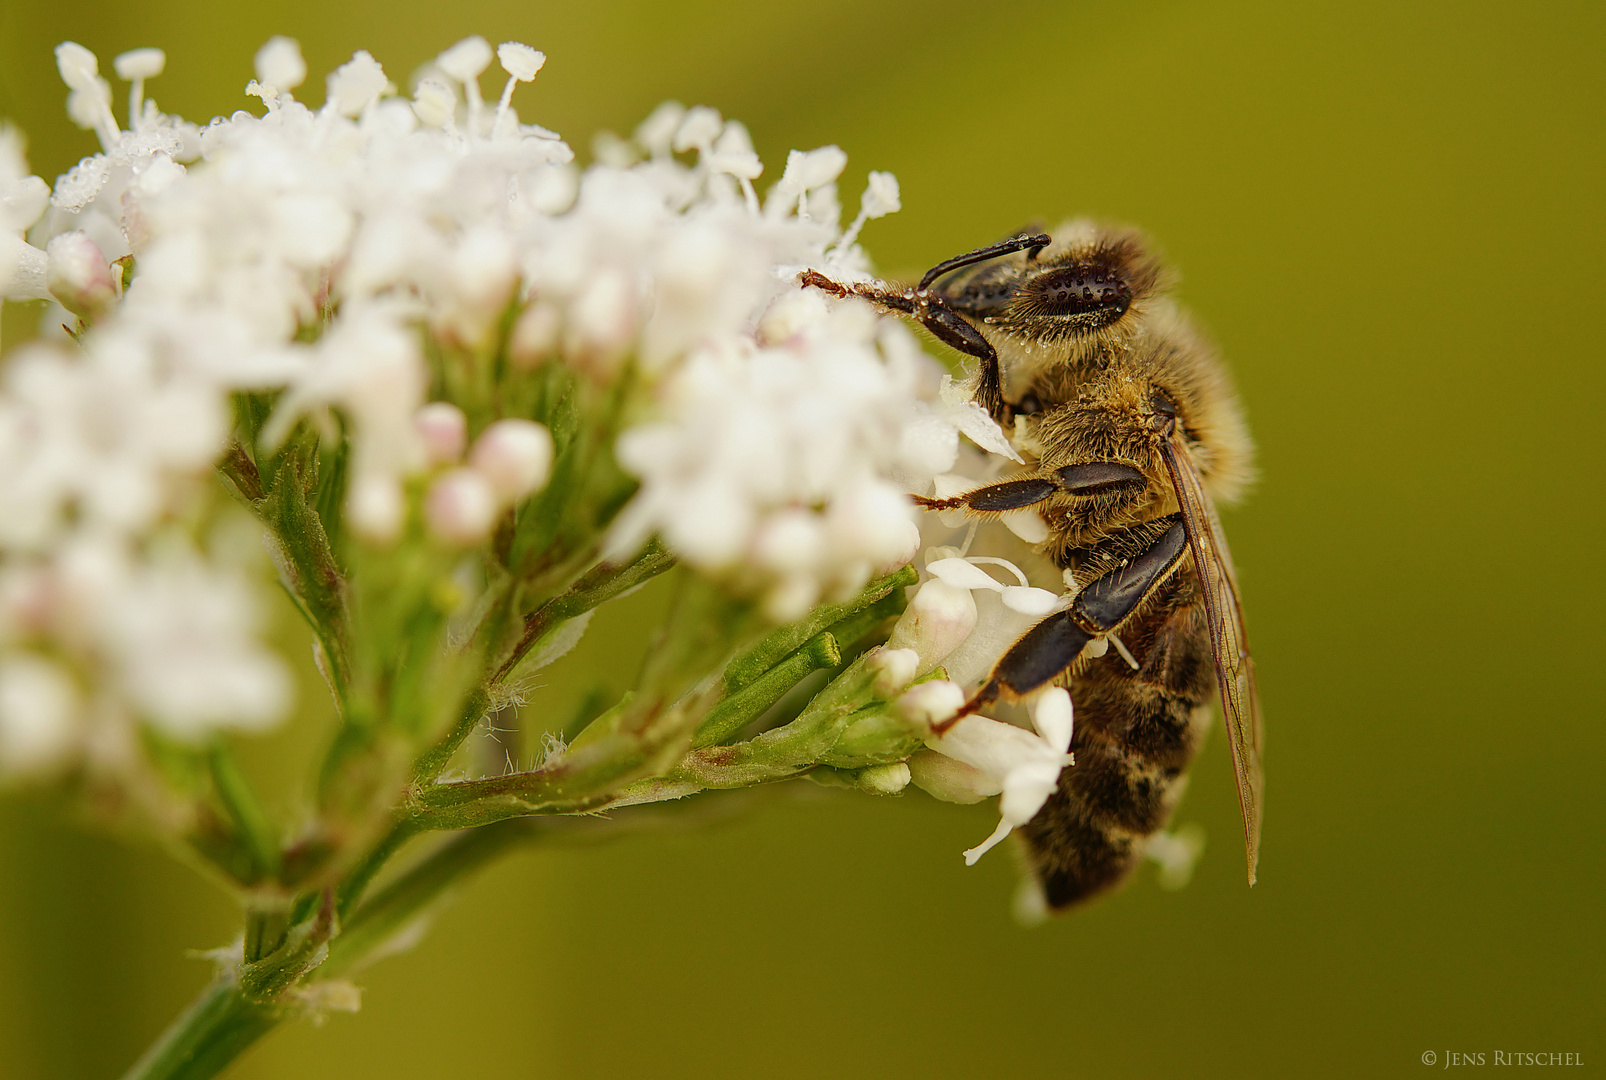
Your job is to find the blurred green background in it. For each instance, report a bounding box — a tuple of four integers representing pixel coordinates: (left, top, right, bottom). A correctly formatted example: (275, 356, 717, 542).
(2, 1, 1602, 1077)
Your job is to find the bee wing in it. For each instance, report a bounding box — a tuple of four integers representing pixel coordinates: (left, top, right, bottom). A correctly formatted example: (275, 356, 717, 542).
(1159, 434, 1264, 885)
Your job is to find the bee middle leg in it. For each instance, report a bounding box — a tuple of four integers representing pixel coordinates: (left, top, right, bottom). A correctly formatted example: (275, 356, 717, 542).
(935, 516, 1188, 732)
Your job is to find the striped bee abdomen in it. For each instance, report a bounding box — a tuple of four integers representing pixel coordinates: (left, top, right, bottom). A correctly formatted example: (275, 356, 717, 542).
(1018, 569, 1215, 910)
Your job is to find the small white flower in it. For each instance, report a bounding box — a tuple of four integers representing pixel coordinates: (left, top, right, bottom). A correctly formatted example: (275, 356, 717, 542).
(778, 146, 846, 195)
(635, 101, 685, 158)
(923, 710, 1071, 865)
(1029, 686, 1074, 754)
(885, 578, 978, 675)
(1146, 825, 1207, 890)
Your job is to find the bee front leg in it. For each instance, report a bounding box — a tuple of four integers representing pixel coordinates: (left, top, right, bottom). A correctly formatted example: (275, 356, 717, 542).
(797, 269, 1012, 424)
(935, 517, 1188, 731)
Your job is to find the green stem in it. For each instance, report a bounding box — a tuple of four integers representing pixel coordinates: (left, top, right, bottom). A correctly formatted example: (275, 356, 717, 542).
(493, 539, 676, 684)
(322, 819, 535, 979)
(208, 745, 281, 881)
(118, 976, 279, 1080)
(692, 632, 840, 747)
(723, 565, 915, 691)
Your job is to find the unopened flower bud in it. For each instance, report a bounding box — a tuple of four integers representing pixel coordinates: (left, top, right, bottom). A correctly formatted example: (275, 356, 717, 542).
(469, 419, 553, 502)
(895, 679, 965, 729)
(853, 762, 911, 796)
(46, 231, 116, 319)
(414, 402, 466, 466)
(886, 578, 977, 674)
(869, 646, 919, 697)
(905, 749, 1001, 805)
(426, 468, 499, 545)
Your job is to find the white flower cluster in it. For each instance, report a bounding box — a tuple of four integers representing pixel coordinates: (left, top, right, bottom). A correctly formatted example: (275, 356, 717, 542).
(2, 34, 1067, 868)
(887, 551, 1076, 863)
(0, 36, 1007, 776)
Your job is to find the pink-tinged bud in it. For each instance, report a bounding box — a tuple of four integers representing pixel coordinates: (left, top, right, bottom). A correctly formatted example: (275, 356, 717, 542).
(46, 231, 117, 319)
(414, 402, 467, 466)
(869, 646, 919, 697)
(425, 468, 499, 545)
(469, 419, 553, 503)
(886, 578, 977, 674)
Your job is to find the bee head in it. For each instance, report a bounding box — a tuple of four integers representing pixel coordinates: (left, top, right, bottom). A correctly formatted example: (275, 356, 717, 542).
(1007, 223, 1166, 344)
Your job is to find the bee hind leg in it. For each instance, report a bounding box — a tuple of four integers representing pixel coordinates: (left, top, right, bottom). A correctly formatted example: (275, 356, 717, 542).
(931, 518, 1189, 734)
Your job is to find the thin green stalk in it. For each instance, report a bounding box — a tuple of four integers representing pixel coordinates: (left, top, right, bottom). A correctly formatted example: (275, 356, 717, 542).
(723, 565, 915, 691)
(692, 632, 841, 747)
(208, 745, 281, 881)
(322, 819, 536, 979)
(118, 976, 279, 1080)
(494, 539, 676, 684)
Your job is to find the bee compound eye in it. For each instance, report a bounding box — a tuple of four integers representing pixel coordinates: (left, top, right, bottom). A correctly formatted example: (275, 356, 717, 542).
(1026, 263, 1133, 327)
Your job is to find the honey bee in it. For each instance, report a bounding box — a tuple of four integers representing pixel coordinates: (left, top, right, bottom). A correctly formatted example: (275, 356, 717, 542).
(801, 221, 1263, 910)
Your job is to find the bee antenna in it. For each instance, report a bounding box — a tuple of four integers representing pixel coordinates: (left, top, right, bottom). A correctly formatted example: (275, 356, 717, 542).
(918, 232, 1052, 291)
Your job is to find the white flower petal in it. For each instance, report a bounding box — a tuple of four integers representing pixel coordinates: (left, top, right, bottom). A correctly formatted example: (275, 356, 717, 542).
(1000, 585, 1059, 615)
(925, 557, 1007, 593)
